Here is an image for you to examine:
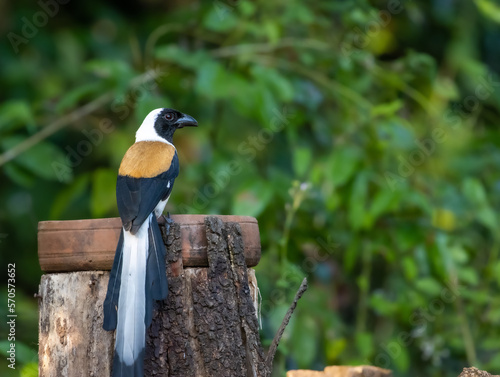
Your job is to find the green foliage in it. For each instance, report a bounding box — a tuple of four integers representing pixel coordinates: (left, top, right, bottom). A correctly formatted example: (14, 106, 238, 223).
(1, 1, 500, 376)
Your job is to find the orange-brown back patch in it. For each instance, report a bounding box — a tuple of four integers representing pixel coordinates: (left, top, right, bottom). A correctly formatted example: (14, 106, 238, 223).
(119, 141, 176, 178)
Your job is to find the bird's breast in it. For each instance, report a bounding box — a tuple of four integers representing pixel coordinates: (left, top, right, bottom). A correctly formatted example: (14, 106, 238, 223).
(119, 141, 176, 178)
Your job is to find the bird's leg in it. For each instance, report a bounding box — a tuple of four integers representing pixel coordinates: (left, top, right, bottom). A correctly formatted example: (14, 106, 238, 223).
(165, 212, 174, 236)
(157, 212, 174, 236)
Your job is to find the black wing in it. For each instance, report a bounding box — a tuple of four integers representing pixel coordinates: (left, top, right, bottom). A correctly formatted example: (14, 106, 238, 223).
(116, 152, 179, 234)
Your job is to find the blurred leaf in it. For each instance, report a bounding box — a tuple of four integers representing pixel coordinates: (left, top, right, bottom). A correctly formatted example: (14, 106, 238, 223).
(84, 59, 135, 93)
(0, 340, 37, 364)
(255, 87, 279, 123)
(458, 267, 479, 286)
(492, 261, 500, 287)
(294, 80, 323, 110)
(371, 100, 403, 118)
(1, 136, 70, 182)
(433, 233, 453, 278)
(155, 45, 209, 70)
(344, 237, 360, 272)
(276, 261, 304, 289)
(251, 65, 294, 102)
(263, 20, 281, 43)
(485, 353, 500, 371)
(402, 256, 418, 281)
(268, 304, 291, 339)
(328, 146, 361, 186)
(368, 188, 400, 224)
(474, 0, 500, 23)
(432, 208, 456, 231)
(348, 172, 368, 230)
(0, 101, 34, 134)
(91, 169, 117, 218)
(326, 338, 347, 362)
(355, 331, 373, 359)
(390, 338, 410, 371)
(238, 0, 256, 16)
(293, 147, 312, 177)
(357, 274, 369, 292)
(55, 31, 85, 80)
(291, 315, 318, 367)
(462, 178, 498, 232)
(50, 174, 90, 219)
(414, 245, 430, 276)
(368, 29, 396, 56)
(20, 362, 38, 377)
(477, 207, 498, 233)
(434, 76, 459, 99)
(450, 244, 469, 265)
(204, 4, 239, 32)
(56, 82, 104, 114)
(136, 94, 172, 122)
(85, 59, 134, 81)
(3, 162, 36, 187)
(370, 292, 397, 315)
(233, 181, 273, 217)
(415, 277, 442, 296)
(462, 177, 487, 205)
(195, 60, 248, 100)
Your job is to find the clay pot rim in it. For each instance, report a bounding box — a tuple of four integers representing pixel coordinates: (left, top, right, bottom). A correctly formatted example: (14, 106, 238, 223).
(38, 215, 258, 231)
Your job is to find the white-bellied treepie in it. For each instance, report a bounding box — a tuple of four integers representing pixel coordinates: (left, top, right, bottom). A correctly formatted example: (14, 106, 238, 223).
(103, 108, 197, 377)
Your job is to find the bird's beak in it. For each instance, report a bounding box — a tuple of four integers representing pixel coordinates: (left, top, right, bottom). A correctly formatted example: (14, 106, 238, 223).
(176, 114, 198, 128)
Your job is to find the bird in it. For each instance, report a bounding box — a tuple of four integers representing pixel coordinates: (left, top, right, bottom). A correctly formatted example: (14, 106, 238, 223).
(103, 108, 197, 377)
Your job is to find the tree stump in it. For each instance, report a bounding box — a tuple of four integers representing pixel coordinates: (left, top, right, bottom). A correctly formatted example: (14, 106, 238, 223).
(37, 215, 266, 377)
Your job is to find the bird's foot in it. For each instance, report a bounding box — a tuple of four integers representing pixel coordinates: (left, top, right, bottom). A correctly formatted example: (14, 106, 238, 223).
(157, 212, 174, 235)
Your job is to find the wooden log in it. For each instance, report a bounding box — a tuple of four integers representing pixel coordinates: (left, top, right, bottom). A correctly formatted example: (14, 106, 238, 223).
(38, 216, 265, 377)
(458, 368, 500, 377)
(324, 366, 392, 377)
(287, 366, 392, 377)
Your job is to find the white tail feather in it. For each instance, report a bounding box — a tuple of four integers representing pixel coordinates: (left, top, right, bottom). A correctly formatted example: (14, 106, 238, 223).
(115, 216, 150, 366)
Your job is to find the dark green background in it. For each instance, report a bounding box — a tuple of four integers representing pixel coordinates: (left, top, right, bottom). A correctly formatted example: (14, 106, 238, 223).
(1, 0, 500, 376)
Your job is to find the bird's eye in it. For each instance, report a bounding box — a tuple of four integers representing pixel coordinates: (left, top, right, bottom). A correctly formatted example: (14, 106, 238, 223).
(164, 112, 175, 121)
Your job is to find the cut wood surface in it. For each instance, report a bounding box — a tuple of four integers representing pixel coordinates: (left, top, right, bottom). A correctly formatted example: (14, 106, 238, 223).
(287, 366, 500, 377)
(38, 270, 113, 377)
(287, 366, 393, 377)
(458, 367, 500, 377)
(38, 215, 261, 272)
(38, 217, 266, 377)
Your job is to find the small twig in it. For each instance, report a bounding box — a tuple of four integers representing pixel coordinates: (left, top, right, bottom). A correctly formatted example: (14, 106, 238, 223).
(211, 38, 329, 58)
(0, 92, 112, 167)
(265, 277, 308, 372)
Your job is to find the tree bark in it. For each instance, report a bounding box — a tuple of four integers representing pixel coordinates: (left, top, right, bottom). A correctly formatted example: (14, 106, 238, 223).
(38, 216, 265, 377)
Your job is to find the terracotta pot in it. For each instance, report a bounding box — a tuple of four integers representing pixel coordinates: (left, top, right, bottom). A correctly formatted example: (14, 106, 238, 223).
(38, 215, 261, 273)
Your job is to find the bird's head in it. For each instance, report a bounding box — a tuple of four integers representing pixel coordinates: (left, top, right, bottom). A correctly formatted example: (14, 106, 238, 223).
(135, 108, 198, 144)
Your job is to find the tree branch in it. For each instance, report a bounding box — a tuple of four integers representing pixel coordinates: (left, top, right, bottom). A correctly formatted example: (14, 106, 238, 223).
(265, 277, 308, 373)
(0, 69, 162, 168)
